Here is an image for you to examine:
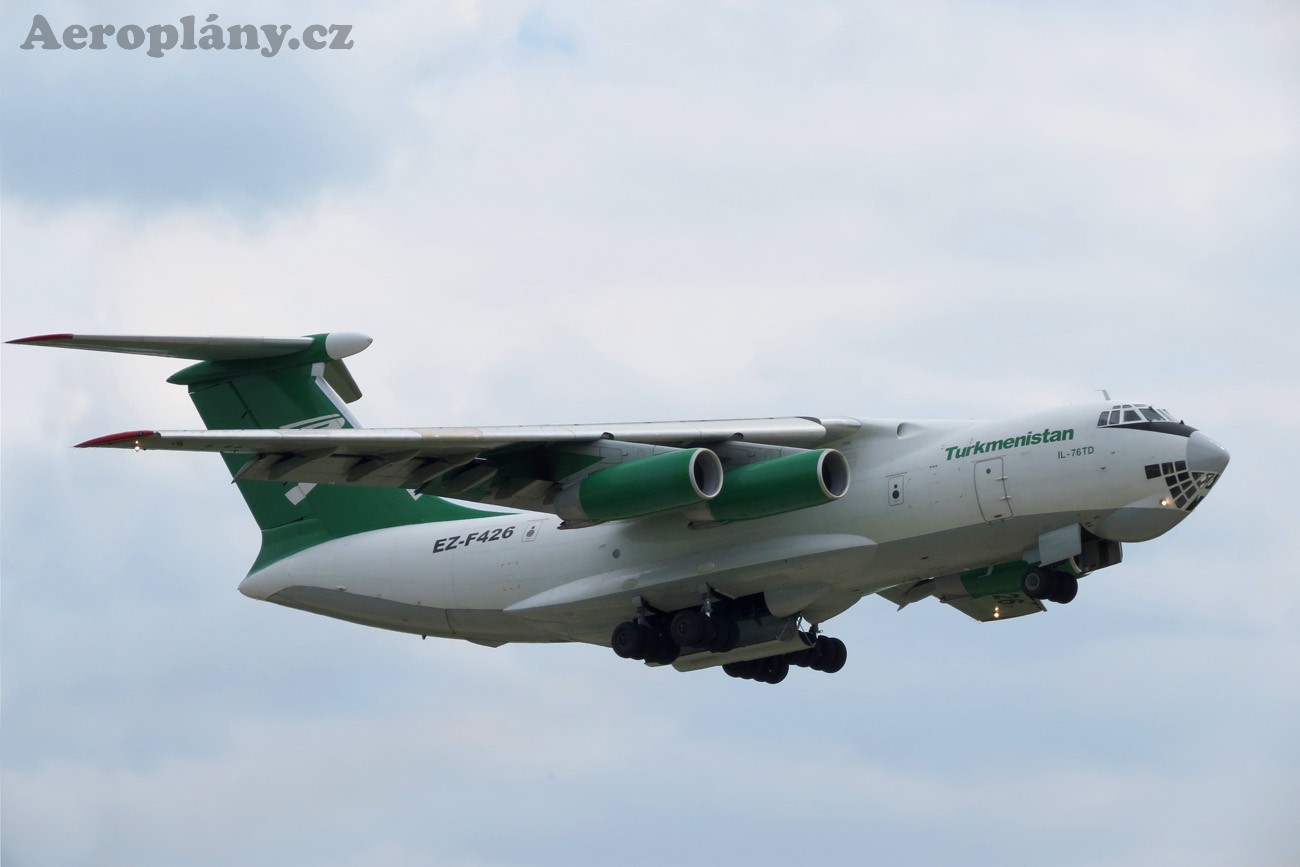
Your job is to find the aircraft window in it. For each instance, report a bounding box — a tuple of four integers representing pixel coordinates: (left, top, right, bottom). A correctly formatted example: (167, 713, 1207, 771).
(1108, 410, 1121, 425)
(1123, 409, 1141, 422)
(1098, 412, 1110, 427)
(1140, 407, 1162, 422)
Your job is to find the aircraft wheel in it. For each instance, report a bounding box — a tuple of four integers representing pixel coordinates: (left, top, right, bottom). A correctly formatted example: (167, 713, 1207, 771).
(649, 631, 682, 665)
(1051, 574, 1079, 604)
(611, 621, 650, 659)
(722, 661, 749, 679)
(670, 609, 711, 646)
(759, 657, 790, 684)
(1021, 567, 1058, 600)
(816, 636, 847, 674)
(709, 616, 739, 653)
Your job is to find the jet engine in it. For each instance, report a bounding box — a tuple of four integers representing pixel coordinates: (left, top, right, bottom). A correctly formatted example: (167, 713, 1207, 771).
(555, 447, 723, 526)
(685, 448, 850, 524)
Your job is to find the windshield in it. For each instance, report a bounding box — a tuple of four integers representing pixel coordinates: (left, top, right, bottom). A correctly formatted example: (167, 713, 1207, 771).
(1097, 404, 1178, 427)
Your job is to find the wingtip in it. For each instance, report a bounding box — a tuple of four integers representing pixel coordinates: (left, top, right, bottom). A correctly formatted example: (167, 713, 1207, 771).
(7, 333, 75, 345)
(76, 430, 157, 448)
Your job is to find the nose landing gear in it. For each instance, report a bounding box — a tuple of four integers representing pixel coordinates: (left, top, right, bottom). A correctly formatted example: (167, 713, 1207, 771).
(1021, 566, 1079, 605)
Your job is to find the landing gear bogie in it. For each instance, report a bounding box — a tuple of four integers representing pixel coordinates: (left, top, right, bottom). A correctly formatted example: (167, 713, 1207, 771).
(722, 656, 789, 684)
(612, 602, 845, 684)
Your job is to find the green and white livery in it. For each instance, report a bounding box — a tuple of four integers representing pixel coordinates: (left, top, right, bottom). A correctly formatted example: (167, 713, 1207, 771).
(9, 331, 1231, 684)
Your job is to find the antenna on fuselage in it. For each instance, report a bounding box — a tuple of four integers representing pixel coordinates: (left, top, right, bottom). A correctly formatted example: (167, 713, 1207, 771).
(1097, 389, 1111, 400)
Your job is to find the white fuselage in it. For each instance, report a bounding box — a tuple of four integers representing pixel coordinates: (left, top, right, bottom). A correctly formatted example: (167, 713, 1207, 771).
(238, 402, 1215, 646)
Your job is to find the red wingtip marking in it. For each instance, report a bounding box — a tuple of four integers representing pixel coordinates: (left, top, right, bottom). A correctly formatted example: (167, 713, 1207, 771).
(6, 333, 75, 345)
(76, 430, 157, 448)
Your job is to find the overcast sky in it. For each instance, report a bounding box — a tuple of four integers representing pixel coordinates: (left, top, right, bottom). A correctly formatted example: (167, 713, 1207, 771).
(3, 2, 1298, 865)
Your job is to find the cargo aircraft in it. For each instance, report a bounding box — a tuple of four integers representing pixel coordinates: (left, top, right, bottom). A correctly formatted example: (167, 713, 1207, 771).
(8, 332, 1230, 684)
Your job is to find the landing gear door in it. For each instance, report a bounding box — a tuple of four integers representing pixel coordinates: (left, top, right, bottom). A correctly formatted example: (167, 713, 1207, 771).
(974, 458, 1013, 522)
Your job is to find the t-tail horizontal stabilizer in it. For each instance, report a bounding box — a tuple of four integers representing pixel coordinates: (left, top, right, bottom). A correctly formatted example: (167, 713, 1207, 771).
(6, 331, 372, 402)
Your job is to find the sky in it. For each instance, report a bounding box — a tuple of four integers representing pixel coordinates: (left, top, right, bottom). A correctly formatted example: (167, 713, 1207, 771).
(2, 2, 1298, 865)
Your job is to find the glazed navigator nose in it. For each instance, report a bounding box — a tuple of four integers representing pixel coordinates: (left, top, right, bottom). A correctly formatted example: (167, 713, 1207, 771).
(1186, 431, 1230, 475)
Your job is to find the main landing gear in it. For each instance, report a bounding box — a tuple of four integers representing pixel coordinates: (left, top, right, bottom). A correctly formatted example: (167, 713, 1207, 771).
(610, 600, 847, 685)
(610, 609, 741, 666)
(721, 635, 847, 684)
(1021, 566, 1079, 605)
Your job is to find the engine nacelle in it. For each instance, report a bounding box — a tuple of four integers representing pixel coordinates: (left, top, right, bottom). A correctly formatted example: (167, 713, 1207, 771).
(555, 448, 723, 526)
(685, 449, 850, 524)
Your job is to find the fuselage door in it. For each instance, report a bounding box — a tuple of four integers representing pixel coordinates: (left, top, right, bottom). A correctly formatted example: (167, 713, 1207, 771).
(974, 458, 1013, 522)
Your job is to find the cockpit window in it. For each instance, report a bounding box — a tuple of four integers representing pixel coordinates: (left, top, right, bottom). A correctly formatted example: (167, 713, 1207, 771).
(1097, 403, 1180, 428)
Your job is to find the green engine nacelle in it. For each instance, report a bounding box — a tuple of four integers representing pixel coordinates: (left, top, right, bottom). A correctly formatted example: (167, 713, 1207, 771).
(555, 448, 724, 526)
(687, 449, 850, 523)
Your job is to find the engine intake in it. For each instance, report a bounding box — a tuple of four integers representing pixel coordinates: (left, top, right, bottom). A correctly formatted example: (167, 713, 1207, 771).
(687, 449, 850, 523)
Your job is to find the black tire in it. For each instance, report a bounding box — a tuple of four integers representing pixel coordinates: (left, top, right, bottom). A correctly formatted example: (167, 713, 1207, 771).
(722, 662, 748, 678)
(760, 657, 790, 684)
(647, 632, 681, 665)
(670, 609, 709, 647)
(1051, 574, 1079, 604)
(806, 639, 827, 671)
(1021, 567, 1058, 600)
(610, 621, 649, 659)
(818, 636, 847, 674)
(709, 616, 739, 653)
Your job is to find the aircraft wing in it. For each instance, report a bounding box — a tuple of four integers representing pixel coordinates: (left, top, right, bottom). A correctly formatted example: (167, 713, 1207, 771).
(77, 417, 861, 514)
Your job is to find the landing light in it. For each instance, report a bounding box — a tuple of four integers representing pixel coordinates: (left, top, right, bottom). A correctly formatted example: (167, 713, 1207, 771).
(134, 441, 142, 452)
(993, 606, 1001, 619)
(1160, 497, 1169, 507)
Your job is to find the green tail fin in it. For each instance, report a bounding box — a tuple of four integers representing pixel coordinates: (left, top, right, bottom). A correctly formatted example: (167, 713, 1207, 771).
(167, 333, 494, 570)
(10, 330, 498, 570)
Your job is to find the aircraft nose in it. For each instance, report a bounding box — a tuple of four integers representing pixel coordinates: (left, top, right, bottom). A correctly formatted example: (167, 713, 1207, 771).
(1187, 431, 1230, 475)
